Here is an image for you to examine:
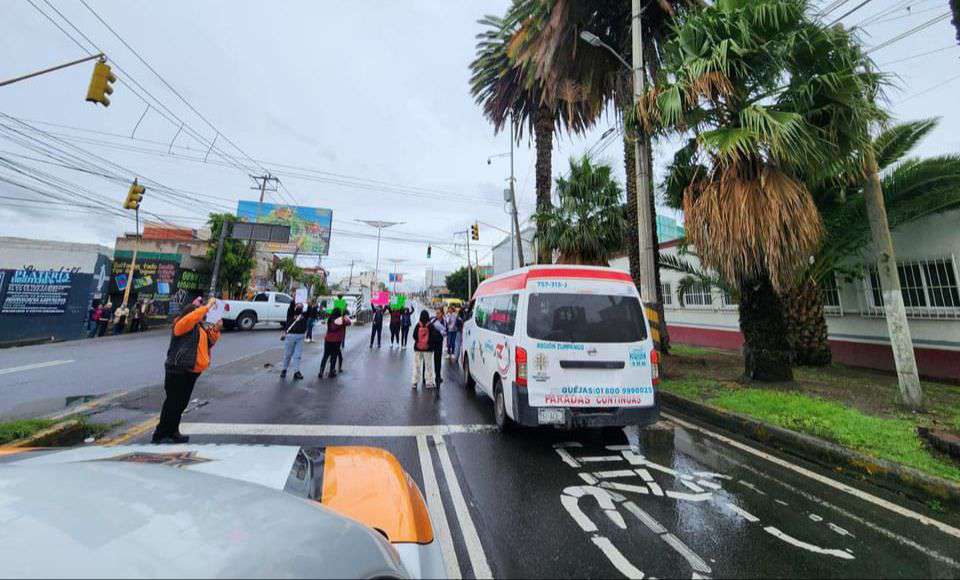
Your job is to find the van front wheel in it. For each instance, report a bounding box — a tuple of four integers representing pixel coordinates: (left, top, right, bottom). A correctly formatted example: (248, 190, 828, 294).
(494, 379, 512, 433)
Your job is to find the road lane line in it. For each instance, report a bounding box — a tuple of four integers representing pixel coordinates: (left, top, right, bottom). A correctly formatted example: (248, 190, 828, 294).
(0, 359, 74, 375)
(764, 526, 855, 560)
(416, 435, 462, 580)
(432, 435, 493, 579)
(180, 423, 496, 437)
(664, 411, 960, 541)
(591, 536, 645, 579)
(103, 415, 159, 446)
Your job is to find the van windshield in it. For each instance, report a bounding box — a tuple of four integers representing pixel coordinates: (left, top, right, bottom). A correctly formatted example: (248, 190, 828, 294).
(526, 293, 647, 343)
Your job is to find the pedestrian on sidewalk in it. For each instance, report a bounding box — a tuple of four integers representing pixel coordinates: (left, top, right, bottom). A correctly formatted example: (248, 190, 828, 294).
(96, 302, 112, 337)
(130, 298, 144, 333)
(280, 301, 308, 380)
(112, 303, 130, 335)
(140, 299, 152, 331)
(369, 303, 384, 348)
(320, 308, 352, 378)
(444, 306, 460, 360)
(400, 306, 413, 349)
(430, 307, 447, 385)
(388, 304, 403, 348)
(152, 297, 221, 444)
(88, 302, 103, 338)
(412, 310, 441, 389)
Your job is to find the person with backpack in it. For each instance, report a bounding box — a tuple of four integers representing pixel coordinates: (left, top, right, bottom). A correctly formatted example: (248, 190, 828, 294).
(412, 310, 442, 389)
(400, 306, 413, 349)
(279, 301, 307, 380)
(320, 308, 352, 378)
(152, 297, 221, 444)
(369, 303, 384, 348)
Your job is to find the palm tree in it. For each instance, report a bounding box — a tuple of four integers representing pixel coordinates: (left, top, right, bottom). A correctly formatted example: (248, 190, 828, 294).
(640, 0, 885, 381)
(470, 6, 601, 265)
(534, 155, 627, 264)
(952, 0, 960, 46)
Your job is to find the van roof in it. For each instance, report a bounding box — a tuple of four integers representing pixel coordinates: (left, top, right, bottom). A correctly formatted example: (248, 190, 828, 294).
(472, 265, 633, 299)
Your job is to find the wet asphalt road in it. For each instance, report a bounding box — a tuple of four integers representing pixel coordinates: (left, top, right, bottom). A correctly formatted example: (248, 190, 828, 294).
(0, 323, 284, 420)
(93, 325, 960, 579)
(9, 328, 960, 578)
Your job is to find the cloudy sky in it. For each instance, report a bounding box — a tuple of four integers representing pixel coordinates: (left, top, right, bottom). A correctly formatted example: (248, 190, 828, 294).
(1, 1, 958, 290)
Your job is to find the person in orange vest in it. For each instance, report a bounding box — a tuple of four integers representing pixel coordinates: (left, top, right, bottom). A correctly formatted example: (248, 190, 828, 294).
(152, 296, 221, 444)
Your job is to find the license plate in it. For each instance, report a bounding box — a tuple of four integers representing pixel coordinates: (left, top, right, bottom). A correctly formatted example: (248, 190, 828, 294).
(538, 408, 565, 425)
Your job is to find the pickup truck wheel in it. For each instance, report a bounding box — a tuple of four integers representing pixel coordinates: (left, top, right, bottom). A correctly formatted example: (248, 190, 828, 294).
(237, 312, 257, 331)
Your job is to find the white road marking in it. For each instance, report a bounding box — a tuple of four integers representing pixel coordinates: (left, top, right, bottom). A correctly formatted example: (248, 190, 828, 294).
(809, 514, 824, 522)
(595, 470, 638, 479)
(555, 447, 582, 468)
(578, 455, 625, 462)
(681, 480, 706, 493)
(635, 469, 654, 482)
(664, 412, 960, 541)
(180, 422, 496, 437)
(591, 536, 645, 579)
(580, 473, 600, 485)
(696, 479, 722, 490)
(737, 480, 767, 495)
(662, 533, 712, 574)
(600, 482, 650, 495)
(623, 501, 668, 535)
(828, 523, 854, 538)
(416, 435, 461, 580)
(647, 482, 664, 496)
(775, 499, 789, 507)
(664, 490, 712, 502)
(764, 527, 855, 560)
(0, 359, 73, 376)
(432, 435, 493, 579)
(725, 503, 760, 523)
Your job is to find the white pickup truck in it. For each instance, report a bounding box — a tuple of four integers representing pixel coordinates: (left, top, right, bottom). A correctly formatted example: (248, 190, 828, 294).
(221, 291, 293, 330)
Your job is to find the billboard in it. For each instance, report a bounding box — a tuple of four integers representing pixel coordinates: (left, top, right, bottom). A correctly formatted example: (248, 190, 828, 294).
(236, 201, 333, 255)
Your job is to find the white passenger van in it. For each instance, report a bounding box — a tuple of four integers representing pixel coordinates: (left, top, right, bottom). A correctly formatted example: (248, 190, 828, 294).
(460, 265, 659, 431)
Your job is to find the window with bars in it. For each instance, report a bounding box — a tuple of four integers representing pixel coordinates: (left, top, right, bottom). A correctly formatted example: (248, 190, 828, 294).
(866, 257, 960, 318)
(821, 274, 841, 311)
(721, 289, 737, 306)
(682, 282, 713, 307)
(660, 283, 673, 306)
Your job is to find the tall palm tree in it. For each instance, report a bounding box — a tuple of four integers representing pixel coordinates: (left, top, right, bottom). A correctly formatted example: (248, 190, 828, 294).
(534, 155, 627, 264)
(470, 5, 601, 265)
(640, 0, 885, 381)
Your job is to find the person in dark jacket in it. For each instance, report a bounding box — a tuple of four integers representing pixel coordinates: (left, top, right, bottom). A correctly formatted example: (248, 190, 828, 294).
(387, 305, 404, 348)
(369, 303, 384, 348)
(153, 297, 221, 444)
(430, 307, 447, 385)
(411, 310, 442, 389)
(320, 308, 352, 378)
(400, 306, 413, 349)
(280, 302, 308, 380)
(96, 302, 113, 337)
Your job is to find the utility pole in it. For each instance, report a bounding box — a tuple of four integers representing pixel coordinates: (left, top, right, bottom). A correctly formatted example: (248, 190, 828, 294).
(208, 217, 230, 297)
(466, 232, 473, 300)
(631, 0, 661, 348)
(864, 149, 923, 409)
(121, 207, 141, 308)
(348, 260, 355, 290)
(508, 117, 524, 268)
(246, 174, 281, 292)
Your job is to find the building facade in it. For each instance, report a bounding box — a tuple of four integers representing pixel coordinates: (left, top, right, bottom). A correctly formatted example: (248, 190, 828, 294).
(610, 210, 960, 380)
(0, 237, 112, 344)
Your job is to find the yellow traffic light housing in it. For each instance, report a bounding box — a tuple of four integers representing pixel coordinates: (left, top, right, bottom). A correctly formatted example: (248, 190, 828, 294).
(471, 223, 479, 241)
(86, 60, 116, 107)
(123, 179, 145, 210)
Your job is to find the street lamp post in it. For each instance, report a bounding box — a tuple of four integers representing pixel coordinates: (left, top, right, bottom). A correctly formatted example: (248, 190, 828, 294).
(355, 219, 403, 298)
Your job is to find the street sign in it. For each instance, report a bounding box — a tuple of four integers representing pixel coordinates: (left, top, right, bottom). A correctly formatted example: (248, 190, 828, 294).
(231, 222, 291, 243)
(388, 273, 404, 283)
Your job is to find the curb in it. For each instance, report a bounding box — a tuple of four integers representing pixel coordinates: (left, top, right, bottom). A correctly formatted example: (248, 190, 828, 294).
(659, 391, 960, 509)
(8, 420, 86, 448)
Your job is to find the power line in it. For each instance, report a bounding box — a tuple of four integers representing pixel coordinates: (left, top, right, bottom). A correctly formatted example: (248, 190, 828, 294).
(865, 12, 951, 54)
(898, 71, 960, 103)
(877, 44, 957, 65)
(819, 0, 855, 17)
(828, 0, 878, 25)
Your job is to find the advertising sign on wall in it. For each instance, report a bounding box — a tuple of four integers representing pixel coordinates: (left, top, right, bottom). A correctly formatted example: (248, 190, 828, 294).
(236, 201, 333, 255)
(0, 267, 75, 315)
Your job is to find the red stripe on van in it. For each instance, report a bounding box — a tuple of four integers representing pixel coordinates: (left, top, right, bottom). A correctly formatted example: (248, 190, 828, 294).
(472, 268, 632, 299)
(527, 268, 633, 283)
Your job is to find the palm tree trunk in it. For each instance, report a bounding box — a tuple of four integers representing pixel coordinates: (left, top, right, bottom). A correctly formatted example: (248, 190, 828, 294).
(534, 104, 554, 264)
(783, 278, 832, 367)
(739, 275, 794, 382)
(623, 132, 641, 288)
(641, 129, 670, 353)
(863, 149, 924, 409)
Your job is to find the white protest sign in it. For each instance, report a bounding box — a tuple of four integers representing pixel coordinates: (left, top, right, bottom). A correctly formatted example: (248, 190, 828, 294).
(205, 299, 225, 323)
(294, 288, 308, 305)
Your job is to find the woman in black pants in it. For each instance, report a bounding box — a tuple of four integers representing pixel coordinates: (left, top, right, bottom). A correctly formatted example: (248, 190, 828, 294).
(320, 309, 351, 378)
(400, 306, 413, 348)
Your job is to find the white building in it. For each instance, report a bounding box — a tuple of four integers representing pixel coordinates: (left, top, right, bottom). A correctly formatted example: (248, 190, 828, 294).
(492, 225, 537, 276)
(609, 210, 960, 381)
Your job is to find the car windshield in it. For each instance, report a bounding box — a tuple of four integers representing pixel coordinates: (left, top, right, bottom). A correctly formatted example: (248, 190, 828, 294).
(526, 293, 647, 343)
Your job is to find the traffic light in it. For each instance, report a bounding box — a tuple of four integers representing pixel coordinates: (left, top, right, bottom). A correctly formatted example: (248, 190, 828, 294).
(85, 59, 116, 107)
(427, 244, 432, 259)
(123, 179, 145, 210)
(471, 223, 479, 241)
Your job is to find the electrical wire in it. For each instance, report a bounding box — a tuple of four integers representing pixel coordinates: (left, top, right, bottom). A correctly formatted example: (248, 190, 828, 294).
(877, 44, 957, 65)
(865, 12, 951, 54)
(828, 0, 878, 25)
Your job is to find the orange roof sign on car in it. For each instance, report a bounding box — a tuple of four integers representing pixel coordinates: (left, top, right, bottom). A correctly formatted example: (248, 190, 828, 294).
(321, 446, 434, 544)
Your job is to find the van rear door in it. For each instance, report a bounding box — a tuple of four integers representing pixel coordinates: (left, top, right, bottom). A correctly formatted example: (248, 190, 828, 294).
(523, 279, 654, 410)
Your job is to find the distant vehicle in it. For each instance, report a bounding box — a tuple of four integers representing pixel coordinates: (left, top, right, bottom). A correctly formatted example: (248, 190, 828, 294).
(440, 298, 464, 308)
(221, 291, 293, 330)
(461, 265, 659, 431)
(0, 444, 444, 579)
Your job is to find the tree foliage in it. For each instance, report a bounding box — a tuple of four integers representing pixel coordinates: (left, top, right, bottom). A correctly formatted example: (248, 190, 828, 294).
(534, 155, 627, 264)
(206, 213, 255, 299)
(445, 267, 485, 301)
(269, 257, 303, 294)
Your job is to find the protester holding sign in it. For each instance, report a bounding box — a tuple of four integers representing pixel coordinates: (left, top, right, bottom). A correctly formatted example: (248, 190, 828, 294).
(400, 306, 413, 349)
(369, 303, 385, 348)
(320, 308, 351, 379)
(280, 301, 307, 380)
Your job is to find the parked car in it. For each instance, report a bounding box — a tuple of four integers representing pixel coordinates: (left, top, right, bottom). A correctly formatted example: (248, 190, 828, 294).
(222, 291, 293, 330)
(0, 444, 444, 578)
(461, 265, 660, 431)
